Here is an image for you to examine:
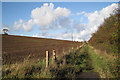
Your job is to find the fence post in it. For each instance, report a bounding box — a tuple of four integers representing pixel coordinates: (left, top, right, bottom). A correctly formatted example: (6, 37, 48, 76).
(69, 49, 70, 53)
(46, 51, 49, 68)
(63, 56, 66, 66)
(77, 46, 78, 49)
(52, 50, 56, 63)
(72, 47, 73, 49)
(63, 48, 65, 54)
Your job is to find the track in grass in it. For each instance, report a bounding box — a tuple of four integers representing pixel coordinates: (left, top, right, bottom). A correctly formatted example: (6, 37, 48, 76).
(49, 45, 100, 78)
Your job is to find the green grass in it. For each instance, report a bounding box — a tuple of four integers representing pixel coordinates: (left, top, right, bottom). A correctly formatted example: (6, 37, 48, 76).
(87, 44, 119, 78)
(49, 45, 93, 78)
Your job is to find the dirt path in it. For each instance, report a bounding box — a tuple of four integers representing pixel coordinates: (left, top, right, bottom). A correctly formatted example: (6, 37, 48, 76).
(76, 72, 100, 78)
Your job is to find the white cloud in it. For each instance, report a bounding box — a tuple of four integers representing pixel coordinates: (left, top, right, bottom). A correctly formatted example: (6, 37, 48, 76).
(74, 23, 86, 32)
(14, 3, 118, 41)
(22, 19, 34, 31)
(88, 3, 118, 32)
(76, 11, 86, 15)
(14, 3, 71, 32)
(31, 3, 70, 30)
(32, 34, 39, 37)
(77, 3, 118, 41)
(55, 32, 72, 40)
(52, 31, 90, 41)
(80, 18, 83, 22)
(32, 32, 72, 41)
(32, 32, 51, 38)
(59, 17, 71, 28)
(13, 19, 23, 30)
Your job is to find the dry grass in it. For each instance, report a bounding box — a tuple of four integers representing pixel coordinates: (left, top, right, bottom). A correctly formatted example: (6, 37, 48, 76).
(2, 55, 46, 78)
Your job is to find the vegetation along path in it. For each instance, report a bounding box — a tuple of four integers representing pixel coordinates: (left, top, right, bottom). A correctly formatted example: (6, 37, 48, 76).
(48, 44, 100, 78)
(3, 43, 118, 78)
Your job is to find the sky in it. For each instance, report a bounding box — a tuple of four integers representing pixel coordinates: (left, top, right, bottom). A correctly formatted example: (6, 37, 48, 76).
(1, 2, 119, 41)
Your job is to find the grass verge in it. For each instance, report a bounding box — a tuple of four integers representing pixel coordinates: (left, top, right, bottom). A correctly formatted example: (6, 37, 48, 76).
(49, 45, 93, 78)
(88, 44, 119, 78)
(2, 56, 53, 78)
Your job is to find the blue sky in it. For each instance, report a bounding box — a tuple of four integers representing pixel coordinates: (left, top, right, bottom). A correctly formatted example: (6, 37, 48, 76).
(2, 2, 118, 41)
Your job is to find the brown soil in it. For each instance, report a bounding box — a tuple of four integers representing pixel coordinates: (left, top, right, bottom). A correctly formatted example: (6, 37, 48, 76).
(2, 34, 82, 65)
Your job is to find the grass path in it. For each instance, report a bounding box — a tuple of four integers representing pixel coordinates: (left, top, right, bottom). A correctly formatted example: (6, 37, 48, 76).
(88, 44, 119, 78)
(48, 43, 100, 78)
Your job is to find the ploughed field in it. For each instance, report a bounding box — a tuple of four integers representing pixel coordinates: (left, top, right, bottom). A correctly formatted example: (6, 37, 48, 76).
(2, 34, 82, 65)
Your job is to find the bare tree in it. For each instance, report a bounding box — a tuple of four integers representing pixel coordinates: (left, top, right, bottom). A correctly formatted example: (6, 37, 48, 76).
(2, 29, 8, 35)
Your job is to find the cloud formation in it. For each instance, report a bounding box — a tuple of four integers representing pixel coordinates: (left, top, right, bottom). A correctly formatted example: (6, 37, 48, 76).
(14, 3, 118, 41)
(76, 11, 86, 15)
(22, 19, 34, 31)
(52, 3, 118, 41)
(33, 32, 50, 38)
(31, 3, 70, 27)
(77, 3, 118, 41)
(14, 19, 23, 30)
(14, 3, 71, 31)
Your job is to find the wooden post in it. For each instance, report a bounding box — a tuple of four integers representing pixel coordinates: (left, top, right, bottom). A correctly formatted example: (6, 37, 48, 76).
(63, 56, 66, 66)
(80, 46, 81, 48)
(72, 47, 74, 52)
(77, 46, 78, 49)
(63, 48, 65, 54)
(52, 50, 56, 63)
(46, 51, 49, 68)
(69, 49, 70, 53)
(72, 47, 73, 49)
